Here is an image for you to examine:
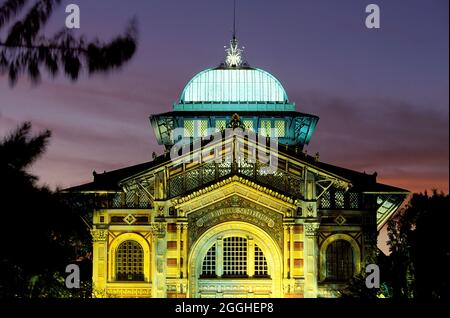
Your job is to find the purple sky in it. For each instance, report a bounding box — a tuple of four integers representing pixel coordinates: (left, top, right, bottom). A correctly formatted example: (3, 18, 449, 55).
(0, 0, 448, 195)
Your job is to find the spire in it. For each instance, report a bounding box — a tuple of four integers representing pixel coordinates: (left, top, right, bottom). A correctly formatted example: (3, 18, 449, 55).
(233, 0, 236, 40)
(224, 0, 245, 68)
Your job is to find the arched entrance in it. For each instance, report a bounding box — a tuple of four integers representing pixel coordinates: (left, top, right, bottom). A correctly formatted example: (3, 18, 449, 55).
(188, 221, 283, 298)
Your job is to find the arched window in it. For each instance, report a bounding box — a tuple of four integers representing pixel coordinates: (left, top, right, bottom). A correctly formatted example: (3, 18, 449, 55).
(201, 237, 269, 278)
(201, 243, 216, 278)
(223, 236, 247, 277)
(116, 240, 144, 281)
(254, 245, 268, 277)
(326, 240, 354, 281)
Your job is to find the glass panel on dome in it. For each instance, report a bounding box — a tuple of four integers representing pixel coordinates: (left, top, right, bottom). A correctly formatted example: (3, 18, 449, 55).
(180, 68, 288, 104)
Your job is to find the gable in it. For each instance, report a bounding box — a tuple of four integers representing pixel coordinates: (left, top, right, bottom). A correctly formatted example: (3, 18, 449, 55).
(173, 175, 297, 217)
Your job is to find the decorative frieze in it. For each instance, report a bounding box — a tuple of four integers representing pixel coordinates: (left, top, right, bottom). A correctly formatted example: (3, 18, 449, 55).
(91, 229, 108, 242)
(304, 223, 320, 237)
(174, 175, 295, 205)
(106, 287, 152, 297)
(188, 196, 283, 249)
(151, 222, 167, 237)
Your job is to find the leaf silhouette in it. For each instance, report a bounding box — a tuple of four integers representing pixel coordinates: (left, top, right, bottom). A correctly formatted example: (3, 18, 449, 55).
(0, 0, 138, 85)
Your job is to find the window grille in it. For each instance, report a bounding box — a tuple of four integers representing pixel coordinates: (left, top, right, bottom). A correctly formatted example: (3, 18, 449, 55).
(116, 240, 144, 281)
(326, 240, 354, 281)
(254, 245, 268, 277)
(184, 120, 194, 137)
(199, 120, 208, 137)
(243, 120, 254, 132)
(217, 161, 232, 177)
(201, 244, 216, 277)
(349, 192, 360, 209)
(287, 175, 303, 198)
(215, 119, 227, 131)
(335, 191, 345, 209)
(320, 191, 332, 209)
(202, 162, 216, 184)
(259, 120, 272, 137)
(112, 193, 123, 208)
(274, 120, 285, 137)
(185, 169, 201, 192)
(137, 193, 151, 208)
(238, 160, 254, 177)
(223, 237, 248, 277)
(169, 175, 184, 198)
(126, 191, 136, 208)
(200, 237, 270, 279)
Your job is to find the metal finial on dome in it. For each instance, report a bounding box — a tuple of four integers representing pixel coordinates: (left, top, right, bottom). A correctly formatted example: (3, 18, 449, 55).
(225, 0, 244, 68)
(225, 37, 243, 68)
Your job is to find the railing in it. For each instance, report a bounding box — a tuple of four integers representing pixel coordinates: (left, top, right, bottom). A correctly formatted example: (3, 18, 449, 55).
(90, 192, 153, 210)
(168, 160, 304, 199)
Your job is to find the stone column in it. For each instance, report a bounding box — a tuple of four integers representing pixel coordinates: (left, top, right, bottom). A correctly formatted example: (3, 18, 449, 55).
(247, 237, 255, 277)
(304, 222, 320, 298)
(176, 224, 182, 278)
(216, 237, 223, 278)
(91, 228, 108, 297)
(182, 224, 188, 279)
(283, 225, 289, 279)
(152, 222, 167, 298)
(289, 225, 294, 279)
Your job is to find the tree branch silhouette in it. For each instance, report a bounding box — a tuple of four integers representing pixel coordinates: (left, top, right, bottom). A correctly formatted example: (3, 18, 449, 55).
(0, 0, 138, 85)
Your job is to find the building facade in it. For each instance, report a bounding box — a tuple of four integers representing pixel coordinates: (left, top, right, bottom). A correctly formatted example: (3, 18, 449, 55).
(67, 36, 409, 298)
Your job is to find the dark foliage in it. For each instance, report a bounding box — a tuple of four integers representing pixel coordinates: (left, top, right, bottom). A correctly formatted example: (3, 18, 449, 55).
(387, 192, 450, 299)
(339, 251, 393, 298)
(0, 0, 137, 85)
(0, 122, 92, 298)
(341, 192, 450, 299)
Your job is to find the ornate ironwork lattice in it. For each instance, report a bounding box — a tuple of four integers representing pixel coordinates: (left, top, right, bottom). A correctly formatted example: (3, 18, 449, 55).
(334, 191, 345, 209)
(243, 120, 254, 132)
(201, 244, 216, 277)
(116, 240, 144, 281)
(274, 120, 285, 137)
(223, 237, 248, 277)
(349, 192, 360, 209)
(320, 191, 332, 209)
(186, 169, 201, 192)
(200, 238, 270, 279)
(254, 245, 269, 277)
(215, 120, 227, 131)
(326, 240, 354, 281)
(169, 175, 184, 198)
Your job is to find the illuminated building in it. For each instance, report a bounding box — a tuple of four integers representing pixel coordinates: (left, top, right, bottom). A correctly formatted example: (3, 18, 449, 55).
(66, 34, 409, 298)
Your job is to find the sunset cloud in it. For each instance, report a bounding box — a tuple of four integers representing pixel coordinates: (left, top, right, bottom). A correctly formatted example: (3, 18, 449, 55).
(301, 93, 449, 193)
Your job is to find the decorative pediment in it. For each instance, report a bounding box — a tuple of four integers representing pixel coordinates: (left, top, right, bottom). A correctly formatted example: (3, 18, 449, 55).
(172, 175, 297, 217)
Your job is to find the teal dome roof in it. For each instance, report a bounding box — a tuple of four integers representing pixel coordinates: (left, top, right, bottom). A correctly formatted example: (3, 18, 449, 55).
(180, 67, 289, 103)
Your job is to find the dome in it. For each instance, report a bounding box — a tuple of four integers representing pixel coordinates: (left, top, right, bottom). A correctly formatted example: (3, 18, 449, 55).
(180, 67, 289, 103)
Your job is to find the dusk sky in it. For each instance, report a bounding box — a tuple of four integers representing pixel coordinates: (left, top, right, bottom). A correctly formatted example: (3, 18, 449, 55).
(0, 0, 448, 194)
